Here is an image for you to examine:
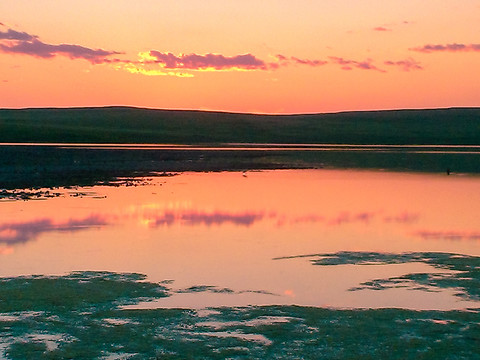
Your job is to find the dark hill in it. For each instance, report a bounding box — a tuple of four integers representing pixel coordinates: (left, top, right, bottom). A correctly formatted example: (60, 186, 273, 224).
(0, 106, 479, 145)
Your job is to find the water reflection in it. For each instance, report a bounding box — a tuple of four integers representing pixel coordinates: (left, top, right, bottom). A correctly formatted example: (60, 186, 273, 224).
(0, 214, 108, 245)
(0, 207, 431, 246)
(144, 209, 266, 227)
(413, 230, 480, 241)
(1, 169, 479, 310)
(275, 251, 480, 301)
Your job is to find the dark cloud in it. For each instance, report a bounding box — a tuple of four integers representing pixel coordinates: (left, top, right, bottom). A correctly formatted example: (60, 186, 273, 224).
(0, 25, 121, 63)
(147, 51, 267, 70)
(411, 43, 480, 53)
(0, 215, 108, 245)
(0, 28, 37, 41)
(384, 58, 423, 71)
(328, 56, 385, 72)
(0, 38, 121, 63)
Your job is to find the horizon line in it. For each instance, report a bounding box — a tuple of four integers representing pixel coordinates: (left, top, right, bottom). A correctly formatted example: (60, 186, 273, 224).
(0, 104, 479, 117)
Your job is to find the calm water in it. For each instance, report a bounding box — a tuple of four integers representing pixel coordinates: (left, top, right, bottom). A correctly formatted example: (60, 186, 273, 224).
(1, 169, 479, 310)
(1, 169, 480, 359)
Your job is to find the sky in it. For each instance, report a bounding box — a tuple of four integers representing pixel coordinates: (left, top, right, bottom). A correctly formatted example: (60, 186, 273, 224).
(0, 0, 479, 114)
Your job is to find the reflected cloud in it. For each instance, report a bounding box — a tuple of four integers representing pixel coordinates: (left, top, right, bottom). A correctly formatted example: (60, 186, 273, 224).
(0, 246, 14, 255)
(0, 204, 427, 248)
(144, 210, 266, 227)
(276, 211, 419, 227)
(280, 214, 325, 226)
(328, 211, 376, 226)
(0, 214, 108, 245)
(413, 230, 480, 241)
(383, 212, 419, 224)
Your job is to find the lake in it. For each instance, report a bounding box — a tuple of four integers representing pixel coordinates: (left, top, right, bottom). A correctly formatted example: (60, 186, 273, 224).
(1, 169, 479, 358)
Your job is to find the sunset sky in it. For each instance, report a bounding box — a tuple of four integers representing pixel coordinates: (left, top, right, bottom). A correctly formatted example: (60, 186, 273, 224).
(0, 0, 479, 114)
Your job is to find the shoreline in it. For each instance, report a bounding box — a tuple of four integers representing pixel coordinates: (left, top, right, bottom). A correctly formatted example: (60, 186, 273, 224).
(1, 144, 479, 193)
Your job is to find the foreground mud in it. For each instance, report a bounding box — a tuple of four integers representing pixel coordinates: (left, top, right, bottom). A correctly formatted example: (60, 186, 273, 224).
(1, 254, 479, 359)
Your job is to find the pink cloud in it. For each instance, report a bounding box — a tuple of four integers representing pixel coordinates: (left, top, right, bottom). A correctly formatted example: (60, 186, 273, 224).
(373, 26, 391, 32)
(0, 39, 121, 63)
(0, 26, 121, 63)
(0, 28, 37, 41)
(275, 54, 289, 62)
(411, 43, 480, 53)
(147, 51, 267, 70)
(291, 56, 328, 67)
(384, 58, 423, 71)
(273, 54, 328, 68)
(328, 56, 385, 72)
(1, 24, 408, 77)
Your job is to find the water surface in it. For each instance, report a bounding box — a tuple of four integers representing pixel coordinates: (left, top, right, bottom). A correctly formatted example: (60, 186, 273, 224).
(2, 169, 479, 310)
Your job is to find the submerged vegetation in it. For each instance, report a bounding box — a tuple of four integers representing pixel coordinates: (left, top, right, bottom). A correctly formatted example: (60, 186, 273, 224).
(0, 269, 479, 359)
(275, 252, 480, 301)
(1, 252, 479, 358)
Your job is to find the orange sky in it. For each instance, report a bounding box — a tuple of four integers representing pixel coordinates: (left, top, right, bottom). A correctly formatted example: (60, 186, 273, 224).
(0, 0, 479, 113)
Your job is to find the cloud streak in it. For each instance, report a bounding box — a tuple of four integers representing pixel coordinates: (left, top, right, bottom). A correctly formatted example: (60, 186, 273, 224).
(1, 23, 420, 76)
(147, 51, 267, 70)
(0, 28, 37, 41)
(384, 58, 423, 71)
(116, 52, 330, 77)
(0, 25, 121, 63)
(411, 43, 480, 53)
(328, 56, 385, 72)
(0, 215, 108, 245)
(143, 209, 266, 227)
(412, 230, 480, 241)
(273, 54, 328, 68)
(373, 26, 391, 32)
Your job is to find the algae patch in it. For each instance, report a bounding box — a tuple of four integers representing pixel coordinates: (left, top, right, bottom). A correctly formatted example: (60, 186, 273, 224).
(275, 251, 480, 301)
(1, 269, 479, 359)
